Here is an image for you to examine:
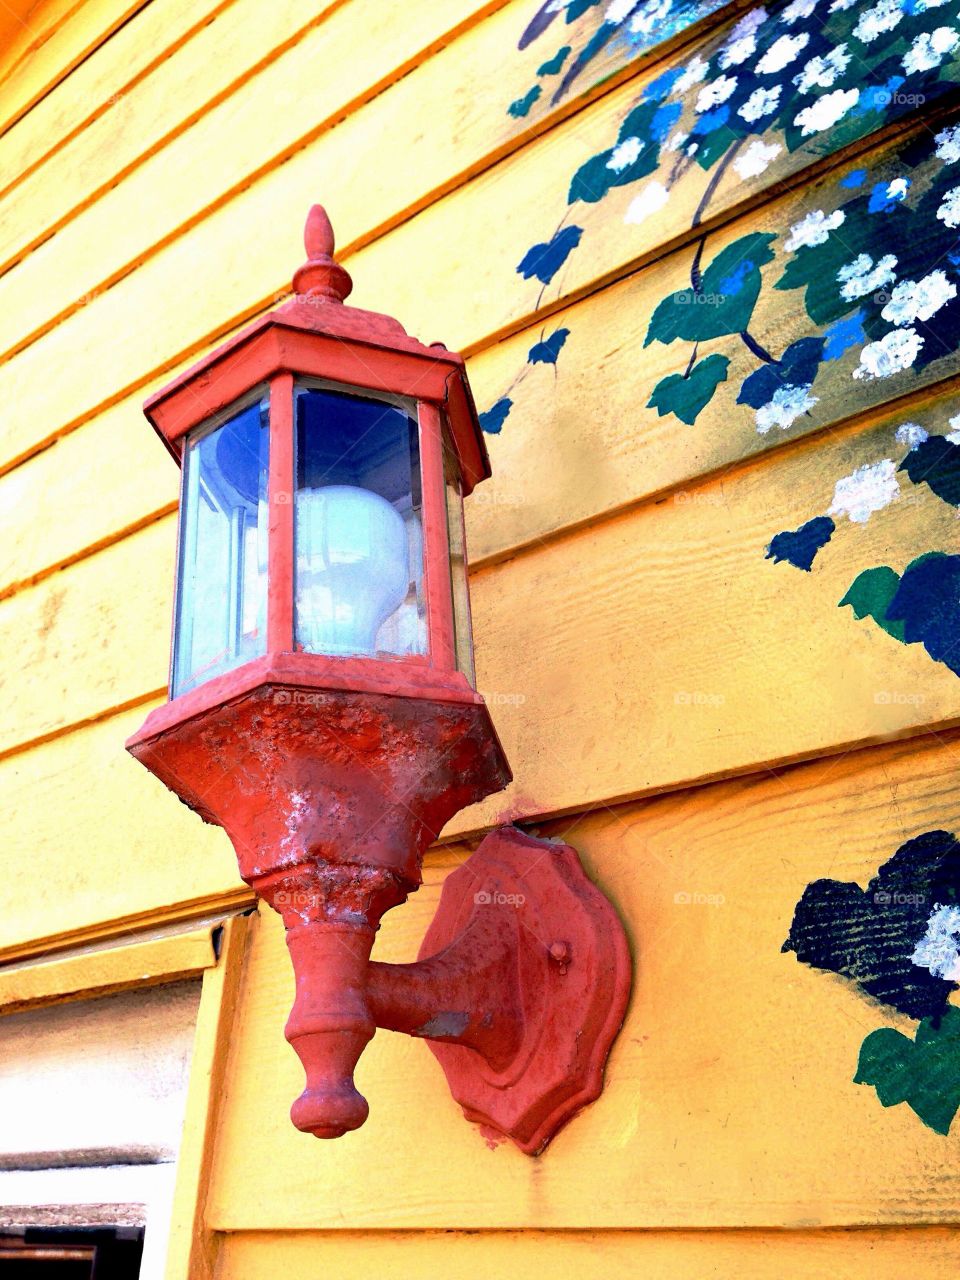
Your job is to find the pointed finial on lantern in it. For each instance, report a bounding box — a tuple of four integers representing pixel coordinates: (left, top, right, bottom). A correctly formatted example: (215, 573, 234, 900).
(292, 204, 353, 304)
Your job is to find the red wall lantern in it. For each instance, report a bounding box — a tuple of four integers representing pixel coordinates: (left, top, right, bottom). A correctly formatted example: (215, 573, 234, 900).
(127, 207, 631, 1154)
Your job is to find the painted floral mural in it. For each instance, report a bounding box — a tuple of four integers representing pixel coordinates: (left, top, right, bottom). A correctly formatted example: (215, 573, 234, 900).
(487, 0, 960, 441)
(785, 830, 960, 1134)
(507, 0, 730, 116)
(498, 0, 960, 1136)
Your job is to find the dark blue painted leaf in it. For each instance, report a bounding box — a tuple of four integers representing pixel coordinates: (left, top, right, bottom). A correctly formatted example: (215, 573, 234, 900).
(765, 516, 835, 571)
(527, 327, 571, 366)
(479, 398, 513, 435)
(886, 553, 960, 675)
(737, 337, 824, 409)
(784, 829, 960, 1020)
(899, 436, 960, 507)
(516, 225, 583, 285)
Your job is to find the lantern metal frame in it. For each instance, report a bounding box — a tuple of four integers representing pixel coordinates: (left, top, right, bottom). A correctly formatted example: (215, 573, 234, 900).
(127, 206, 631, 1155)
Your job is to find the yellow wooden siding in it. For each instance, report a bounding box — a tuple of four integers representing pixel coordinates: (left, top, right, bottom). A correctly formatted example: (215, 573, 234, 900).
(207, 731, 960, 1231)
(4, 0, 960, 1273)
(216, 1229, 960, 1278)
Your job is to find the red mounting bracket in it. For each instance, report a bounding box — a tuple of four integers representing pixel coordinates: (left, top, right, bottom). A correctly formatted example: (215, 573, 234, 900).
(403, 826, 632, 1153)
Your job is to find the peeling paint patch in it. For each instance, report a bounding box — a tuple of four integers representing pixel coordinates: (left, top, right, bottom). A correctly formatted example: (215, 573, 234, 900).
(418, 1011, 471, 1039)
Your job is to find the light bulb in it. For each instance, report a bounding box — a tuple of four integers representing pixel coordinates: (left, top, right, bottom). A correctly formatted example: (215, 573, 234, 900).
(296, 484, 409, 656)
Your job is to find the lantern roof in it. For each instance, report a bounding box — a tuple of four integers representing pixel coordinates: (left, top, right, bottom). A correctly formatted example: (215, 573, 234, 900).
(142, 205, 492, 494)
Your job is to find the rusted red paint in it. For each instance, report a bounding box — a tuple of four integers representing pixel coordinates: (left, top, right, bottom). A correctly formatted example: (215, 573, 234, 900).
(127, 204, 631, 1153)
(129, 675, 512, 1138)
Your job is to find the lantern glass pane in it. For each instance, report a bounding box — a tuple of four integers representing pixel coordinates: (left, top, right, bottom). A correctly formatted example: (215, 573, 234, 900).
(294, 383, 426, 660)
(443, 439, 476, 686)
(172, 397, 269, 697)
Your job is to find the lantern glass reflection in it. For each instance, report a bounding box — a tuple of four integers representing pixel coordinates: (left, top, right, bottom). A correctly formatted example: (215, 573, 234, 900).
(172, 397, 269, 697)
(294, 384, 426, 659)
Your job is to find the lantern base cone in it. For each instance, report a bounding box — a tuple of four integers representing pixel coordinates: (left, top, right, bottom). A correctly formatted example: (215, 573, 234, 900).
(126, 670, 512, 1141)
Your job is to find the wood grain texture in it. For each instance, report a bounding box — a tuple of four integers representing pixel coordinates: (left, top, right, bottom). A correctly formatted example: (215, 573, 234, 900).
(207, 728, 960, 1229)
(5, 390, 960, 827)
(216, 1227, 960, 1279)
(0, 0, 232, 200)
(3, 0, 945, 478)
(165, 914, 250, 1280)
(0, 0, 149, 141)
(0, 923, 217, 1014)
(0, 0, 494, 291)
(0, 702, 243, 956)
(2, 103, 956, 600)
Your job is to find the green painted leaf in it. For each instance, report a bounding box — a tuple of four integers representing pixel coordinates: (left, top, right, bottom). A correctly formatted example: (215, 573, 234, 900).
(838, 566, 906, 642)
(645, 233, 776, 346)
(855, 1008, 960, 1135)
(647, 354, 729, 425)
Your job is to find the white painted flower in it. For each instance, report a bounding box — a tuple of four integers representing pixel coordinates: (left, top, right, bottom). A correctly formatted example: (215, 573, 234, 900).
(947, 415, 960, 443)
(783, 0, 818, 20)
(937, 185, 960, 228)
(837, 252, 898, 300)
(718, 3, 768, 66)
(732, 139, 783, 178)
(828, 459, 900, 522)
(785, 208, 845, 251)
(696, 74, 738, 113)
(686, 142, 699, 156)
(911, 905, 960, 980)
(895, 422, 929, 448)
(738, 85, 782, 121)
(719, 33, 757, 67)
(607, 136, 643, 172)
(756, 31, 810, 73)
(793, 87, 859, 135)
(793, 45, 851, 92)
(666, 130, 690, 151)
(675, 55, 710, 93)
(903, 26, 960, 74)
(629, 0, 672, 35)
(829, 0, 857, 10)
(605, 0, 640, 22)
(853, 328, 924, 379)
(881, 270, 957, 326)
(755, 384, 818, 433)
(935, 125, 960, 163)
(730, 6, 768, 37)
(854, 0, 905, 43)
(885, 177, 911, 202)
(623, 180, 670, 225)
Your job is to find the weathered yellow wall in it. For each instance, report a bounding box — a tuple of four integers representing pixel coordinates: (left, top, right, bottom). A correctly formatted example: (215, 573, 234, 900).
(5, 0, 960, 1274)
